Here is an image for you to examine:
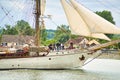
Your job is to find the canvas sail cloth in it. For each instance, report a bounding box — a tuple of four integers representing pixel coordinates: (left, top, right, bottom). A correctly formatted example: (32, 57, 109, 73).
(41, 0, 46, 16)
(61, 0, 111, 41)
(69, 0, 120, 34)
(41, 0, 46, 29)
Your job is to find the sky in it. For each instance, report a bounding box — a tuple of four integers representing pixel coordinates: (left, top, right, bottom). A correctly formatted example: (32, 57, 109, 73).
(0, 0, 120, 30)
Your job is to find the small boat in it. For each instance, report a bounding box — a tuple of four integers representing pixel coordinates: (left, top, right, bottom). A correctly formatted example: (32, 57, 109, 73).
(0, 0, 120, 70)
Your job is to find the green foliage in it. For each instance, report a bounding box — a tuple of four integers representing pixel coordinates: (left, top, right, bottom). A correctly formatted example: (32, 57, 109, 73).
(1, 20, 36, 44)
(2, 20, 35, 36)
(0, 27, 3, 34)
(41, 29, 56, 45)
(42, 39, 57, 46)
(71, 35, 79, 39)
(46, 29, 55, 39)
(41, 29, 47, 44)
(57, 34, 69, 43)
(15, 20, 35, 36)
(112, 34, 120, 49)
(54, 25, 70, 43)
(0, 34, 2, 43)
(2, 25, 18, 35)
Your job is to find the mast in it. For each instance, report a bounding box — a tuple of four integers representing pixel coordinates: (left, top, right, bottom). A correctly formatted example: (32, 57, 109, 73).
(35, 0, 41, 46)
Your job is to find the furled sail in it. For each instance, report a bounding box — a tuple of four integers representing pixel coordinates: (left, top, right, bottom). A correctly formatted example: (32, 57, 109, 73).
(70, 0, 120, 34)
(61, 0, 111, 41)
(41, 0, 46, 16)
(41, 0, 46, 29)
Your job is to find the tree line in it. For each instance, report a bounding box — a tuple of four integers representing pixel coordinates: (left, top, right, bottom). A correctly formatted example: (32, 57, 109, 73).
(0, 10, 120, 48)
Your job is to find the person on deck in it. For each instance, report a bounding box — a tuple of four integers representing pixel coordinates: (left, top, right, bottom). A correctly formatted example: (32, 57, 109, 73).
(68, 42, 75, 49)
(56, 43, 60, 51)
(61, 43, 64, 50)
(48, 44, 53, 51)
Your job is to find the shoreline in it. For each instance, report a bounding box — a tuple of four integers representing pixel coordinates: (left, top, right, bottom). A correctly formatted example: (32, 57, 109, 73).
(97, 53, 120, 60)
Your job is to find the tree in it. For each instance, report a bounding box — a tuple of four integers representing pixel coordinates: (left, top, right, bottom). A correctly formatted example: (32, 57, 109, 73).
(2, 20, 35, 36)
(41, 29, 47, 44)
(14, 20, 35, 36)
(0, 28, 2, 42)
(46, 29, 55, 39)
(112, 34, 120, 49)
(2, 25, 18, 35)
(54, 25, 70, 43)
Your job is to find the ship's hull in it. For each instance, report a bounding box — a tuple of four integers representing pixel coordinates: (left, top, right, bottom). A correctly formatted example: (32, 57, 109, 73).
(0, 49, 99, 70)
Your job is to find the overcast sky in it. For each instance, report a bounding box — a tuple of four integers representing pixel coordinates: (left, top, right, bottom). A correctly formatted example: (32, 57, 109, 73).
(0, 0, 120, 30)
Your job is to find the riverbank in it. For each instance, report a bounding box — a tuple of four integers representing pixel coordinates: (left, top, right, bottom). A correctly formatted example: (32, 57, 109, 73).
(97, 50, 120, 59)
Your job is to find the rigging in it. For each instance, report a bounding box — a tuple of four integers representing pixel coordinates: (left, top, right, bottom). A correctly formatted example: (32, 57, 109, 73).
(0, 3, 14, 26)
(97, 0, 120, 14)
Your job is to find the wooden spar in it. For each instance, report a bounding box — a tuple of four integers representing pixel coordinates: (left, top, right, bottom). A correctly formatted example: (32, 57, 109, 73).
(35, 0, 41, 46)
(88, 39, 120, 51)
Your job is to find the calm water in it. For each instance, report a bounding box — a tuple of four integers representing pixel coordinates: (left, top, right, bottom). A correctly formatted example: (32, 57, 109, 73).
(0, 59, 120, 80)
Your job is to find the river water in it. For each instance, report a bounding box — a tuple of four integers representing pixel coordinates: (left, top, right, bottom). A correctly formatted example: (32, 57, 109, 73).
(0, 59, 120, 80)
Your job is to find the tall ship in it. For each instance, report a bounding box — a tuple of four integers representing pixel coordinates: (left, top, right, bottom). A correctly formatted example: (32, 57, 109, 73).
(0, 0, 120, 70)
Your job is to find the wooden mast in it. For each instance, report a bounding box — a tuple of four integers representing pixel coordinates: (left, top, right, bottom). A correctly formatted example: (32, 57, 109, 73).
(35, 0, 41, 46)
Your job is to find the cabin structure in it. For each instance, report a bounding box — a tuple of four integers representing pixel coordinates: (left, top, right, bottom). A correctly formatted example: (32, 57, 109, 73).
(0, 35, 35, 47)
(65, 37, 88, 48)
(65, 37, 101, 49)
(88, 39, 100, 47)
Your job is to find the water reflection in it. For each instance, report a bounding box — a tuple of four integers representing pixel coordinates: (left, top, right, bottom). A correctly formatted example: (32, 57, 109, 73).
(0, 69, 119, 80)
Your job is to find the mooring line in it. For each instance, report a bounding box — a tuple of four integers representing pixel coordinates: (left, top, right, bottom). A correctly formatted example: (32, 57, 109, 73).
(82, 53, 103, 66)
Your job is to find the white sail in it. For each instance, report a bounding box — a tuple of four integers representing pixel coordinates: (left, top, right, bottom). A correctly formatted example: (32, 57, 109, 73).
(41, 0, 46, 16)
(61, 0, 90, 36)
(70, 0, 120, 34)
(91, 33, 110, 41)
(61, 0, 110, 41)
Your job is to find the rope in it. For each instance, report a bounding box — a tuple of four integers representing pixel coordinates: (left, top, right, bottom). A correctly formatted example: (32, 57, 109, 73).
(82, 53, 103, 66)
(73, 52, 103, 68)
(47, 18, 70, 35)
(97, 0, 120, 14)
(0, 3, 14, 25)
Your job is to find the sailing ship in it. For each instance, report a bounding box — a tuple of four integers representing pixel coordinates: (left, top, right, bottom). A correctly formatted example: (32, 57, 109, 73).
(0, 0, 120, 70)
